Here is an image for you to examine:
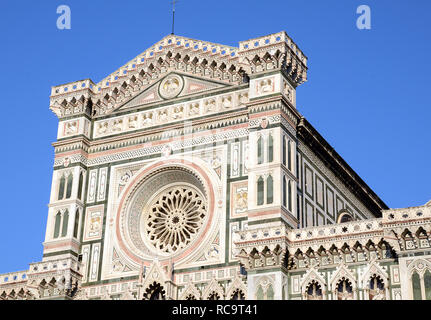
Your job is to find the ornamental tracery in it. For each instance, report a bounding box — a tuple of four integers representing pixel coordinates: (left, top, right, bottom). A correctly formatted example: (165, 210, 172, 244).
(117, 162, 218, 266)
(145, 185, 207, 253)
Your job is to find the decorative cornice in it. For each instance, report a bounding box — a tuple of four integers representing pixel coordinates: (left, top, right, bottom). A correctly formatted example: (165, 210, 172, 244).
(49, 32, 308, 119)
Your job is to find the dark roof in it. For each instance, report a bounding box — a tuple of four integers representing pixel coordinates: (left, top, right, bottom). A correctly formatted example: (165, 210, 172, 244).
(297, 116, 389, 217)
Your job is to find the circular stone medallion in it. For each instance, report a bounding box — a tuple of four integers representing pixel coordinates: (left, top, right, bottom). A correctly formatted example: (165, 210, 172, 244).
(159, 75, 183, 99)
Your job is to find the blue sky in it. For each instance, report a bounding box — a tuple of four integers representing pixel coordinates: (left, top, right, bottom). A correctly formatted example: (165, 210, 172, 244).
(0, 0, 430, 273)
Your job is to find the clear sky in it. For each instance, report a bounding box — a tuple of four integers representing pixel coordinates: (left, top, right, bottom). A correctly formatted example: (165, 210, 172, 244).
(0, 0, 430, 274)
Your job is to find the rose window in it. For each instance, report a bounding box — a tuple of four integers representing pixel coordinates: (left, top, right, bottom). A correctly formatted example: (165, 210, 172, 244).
(145, 185, 207, 253)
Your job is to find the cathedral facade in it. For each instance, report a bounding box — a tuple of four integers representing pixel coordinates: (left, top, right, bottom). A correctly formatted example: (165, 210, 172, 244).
(1, 32, 430, 300)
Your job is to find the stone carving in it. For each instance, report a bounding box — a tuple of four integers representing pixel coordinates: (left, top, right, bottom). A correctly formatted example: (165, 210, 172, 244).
(112, 260, 124, 273)
(205, 245, 220, 261)
(128, 116, 138, 129)
(259, 79, 273, 94)
(97, 122, 108, 135)
(142, 113, 153, 126)
(204, 99, 216, 112)
(65, 121, 78, 135)
(284, 82, 293, 103)
(158, 110, 168, 122)
(162, 145, 173, 157)
(144, 185, 207, 254)
(63, 157, 71, 168)
(189, 103, 200, 116)
(89, 216, 101, 236)
(112, 119, 123, 132)
(239, 93, 249, 105)
(222, 96, 232, 109)
(172, 106, 184, 120)
(236, 189, 248, 211)
(159, 75, 183, 99)
(119, 170, 133, 186)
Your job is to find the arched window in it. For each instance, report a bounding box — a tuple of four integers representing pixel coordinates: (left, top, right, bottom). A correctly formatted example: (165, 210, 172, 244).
(73, 209, 80, 239)
(266, 285, 274, 300)
(77, 172, 84, 200)
(336, 279, 353, 300)
(266, 175, 273, 204)
(268, 135, 273, 163)
(61, 210, 69, 238)
(282, 137, 287, 166)
(53, 212, 62, 239)
(287, 140, 292, 171)
(424, 270, 431, 300)
(337, 211, 354, 224)
(58, 175, 66, 200)
(412, 272, 422, 300)
(288, 180, 292, 212)
(208, 292, 221, 300)
(143, 282, 166, 300)
(257, 136, 264, 165)
(282, 176, 287, 207)
(306, 281, 323, 300)
(66, 174, 73, 199)
(231, 289, 245, 300)
(369, 275, 385, 300)
(257, 177, 264, 206)
(256, 285, 264, 300)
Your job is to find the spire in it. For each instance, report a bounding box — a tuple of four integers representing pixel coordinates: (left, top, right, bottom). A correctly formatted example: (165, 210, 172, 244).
(171, 0, 179, 34)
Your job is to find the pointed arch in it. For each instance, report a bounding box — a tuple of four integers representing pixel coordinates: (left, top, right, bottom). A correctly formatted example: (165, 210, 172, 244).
(257, 136, 264, 164)
(305, 280, 323, 300)
(268, 134, 273, 163)
(287, 180, 292, 212)
(53, 211, 62, 239)
(407, 258, 431, 300)
(143, 282, 166, 300)
(424, 270, 431, 300)
(66, 173, 73, 199)
(300, 268, 327, 300)
(266, 175, 273, 204)
(257, 176, 264, 205)
(77, 171, 84, 200)
(330, 263, 357, 300)
(361, 261, 389, 300)
(287, 139, 292, 171)
(73, 209, 80, 239)
(202, 278, 224, 300)
(335, 278, 354, 300)
(179, 280, 201, 300)
(412, 271, 422, 300)
(58, 175, 66, 200)
(254, 276, 275, 300)
(61, 210, 69, 237)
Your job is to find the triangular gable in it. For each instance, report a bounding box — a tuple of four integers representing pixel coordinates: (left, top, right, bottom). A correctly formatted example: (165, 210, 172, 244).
(113, 72, 229, 113)
(300, 267, 327, 292)
(226, 274, 247, 299)
(202, 278, 225, 300)
(361, 261, 388, 288)
(329, 263, 357, 291)
(97, 34, 239, 90)
(141, 259, 170, 290)
(179, 280, 201, 300)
